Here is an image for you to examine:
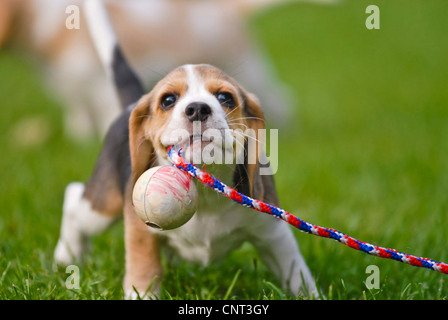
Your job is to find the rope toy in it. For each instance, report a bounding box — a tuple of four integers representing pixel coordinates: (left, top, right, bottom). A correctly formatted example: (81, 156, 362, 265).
(167, 146, 448, 275)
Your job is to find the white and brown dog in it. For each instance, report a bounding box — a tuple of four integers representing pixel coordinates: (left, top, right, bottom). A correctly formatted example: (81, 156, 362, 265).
(54, 0, 318, 299)
(0, 0, 309, 140)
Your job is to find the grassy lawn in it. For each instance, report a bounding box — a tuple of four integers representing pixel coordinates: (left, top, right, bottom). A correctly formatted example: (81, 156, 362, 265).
(1, 0, 447, 300)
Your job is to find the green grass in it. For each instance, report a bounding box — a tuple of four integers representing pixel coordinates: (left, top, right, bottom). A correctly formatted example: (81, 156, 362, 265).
(1, 0, 447, 300)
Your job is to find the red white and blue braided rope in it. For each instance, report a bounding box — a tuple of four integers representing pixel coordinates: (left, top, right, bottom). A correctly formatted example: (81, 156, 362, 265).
(167, 146, 448, 274)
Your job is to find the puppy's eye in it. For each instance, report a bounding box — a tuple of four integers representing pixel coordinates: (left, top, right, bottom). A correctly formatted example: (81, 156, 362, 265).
(160, 94, 177, 110)
(215, 92, 235, 108)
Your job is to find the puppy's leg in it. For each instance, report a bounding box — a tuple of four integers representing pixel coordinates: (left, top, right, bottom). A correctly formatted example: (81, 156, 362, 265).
(123, 187, 162, 300)
(54, 182, 119, 265)
(249, 217, 319, 298)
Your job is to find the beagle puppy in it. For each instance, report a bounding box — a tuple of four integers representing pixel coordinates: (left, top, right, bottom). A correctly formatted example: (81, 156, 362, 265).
(54, 0, 318, 299)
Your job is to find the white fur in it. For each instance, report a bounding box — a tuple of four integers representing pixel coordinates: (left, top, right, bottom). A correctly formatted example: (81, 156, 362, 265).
(54, 182, 116, 265)
(84, 0, 118, 75)
(125, 288, 160, 301)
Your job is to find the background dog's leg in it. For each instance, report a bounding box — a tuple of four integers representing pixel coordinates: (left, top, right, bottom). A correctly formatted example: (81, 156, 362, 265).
(123, 192, 162, 300)
(249, 217, 319, 298)
(54, 182, 118, 265)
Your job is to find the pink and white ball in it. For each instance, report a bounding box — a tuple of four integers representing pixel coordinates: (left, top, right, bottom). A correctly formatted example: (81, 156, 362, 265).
(132, 166, 198, 230)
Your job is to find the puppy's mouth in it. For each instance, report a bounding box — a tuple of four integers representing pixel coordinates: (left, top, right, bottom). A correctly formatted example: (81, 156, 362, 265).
(184, 133, 214, 159)
(163, 131, 219, 149)
(189, 134, 212, 145)
(160, 124, 237, 165)
(162, 130, 234, 165)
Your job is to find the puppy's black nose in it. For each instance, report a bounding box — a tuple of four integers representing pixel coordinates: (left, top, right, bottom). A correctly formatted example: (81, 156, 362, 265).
(185, 102, 211, 122)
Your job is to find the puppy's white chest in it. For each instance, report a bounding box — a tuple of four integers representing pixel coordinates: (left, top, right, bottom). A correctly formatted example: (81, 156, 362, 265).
(157, 180, 252, 265)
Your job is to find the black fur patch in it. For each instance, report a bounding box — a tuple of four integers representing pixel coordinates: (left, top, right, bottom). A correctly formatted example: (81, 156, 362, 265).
(112, 45, 145, 108)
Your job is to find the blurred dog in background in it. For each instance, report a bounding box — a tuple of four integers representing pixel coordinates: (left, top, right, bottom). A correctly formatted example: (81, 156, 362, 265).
(0, 0, 337, 142)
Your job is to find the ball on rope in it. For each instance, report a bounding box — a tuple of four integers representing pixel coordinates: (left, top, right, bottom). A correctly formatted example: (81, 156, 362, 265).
(132, 166, 198, 230)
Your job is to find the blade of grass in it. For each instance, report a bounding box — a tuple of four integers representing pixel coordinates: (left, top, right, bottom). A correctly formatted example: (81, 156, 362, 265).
(223, 269, 241, 300)
(263, 281, 285, 300)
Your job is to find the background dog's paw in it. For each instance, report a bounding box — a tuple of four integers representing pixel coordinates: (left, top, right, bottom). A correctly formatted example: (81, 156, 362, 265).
(53, 239, 76, 266)
(124, 287, 161, 300)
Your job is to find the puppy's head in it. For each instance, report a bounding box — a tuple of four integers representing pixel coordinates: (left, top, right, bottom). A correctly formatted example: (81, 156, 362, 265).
(129, 64, 265, 197)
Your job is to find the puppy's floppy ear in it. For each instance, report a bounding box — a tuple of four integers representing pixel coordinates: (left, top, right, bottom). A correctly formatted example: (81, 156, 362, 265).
(244, 93, 265, 198)
(129, 93, 155, 185)
(234, 92, 278, 205)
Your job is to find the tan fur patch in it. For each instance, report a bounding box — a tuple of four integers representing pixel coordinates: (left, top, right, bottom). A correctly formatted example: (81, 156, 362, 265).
(123, 183, 162, 295)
